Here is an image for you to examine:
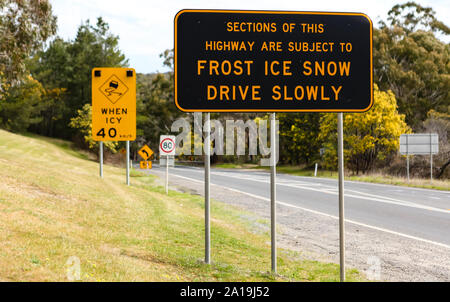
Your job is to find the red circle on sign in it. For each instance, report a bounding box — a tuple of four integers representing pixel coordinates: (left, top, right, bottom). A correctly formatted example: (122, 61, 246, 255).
(160, 138, 175, 153)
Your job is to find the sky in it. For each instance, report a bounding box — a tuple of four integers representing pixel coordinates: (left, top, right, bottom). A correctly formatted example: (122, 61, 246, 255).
(50, 0, 450, 74)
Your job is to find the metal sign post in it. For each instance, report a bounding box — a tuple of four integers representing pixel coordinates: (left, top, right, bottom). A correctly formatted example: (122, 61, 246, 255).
(99, 141, 103, 178)
(406, 135, 409, 182)
(165, 156, 169, 194)
(126, 140, 130, 186)
(337, 113, 345, 282)
(205, 113, 211, 264)
(430, 153, 433, 182)
(159, 135, 176, 195)
(270, 113, 277, 273)
(406, 155, 410, 182)
(430, 134, 433, 182)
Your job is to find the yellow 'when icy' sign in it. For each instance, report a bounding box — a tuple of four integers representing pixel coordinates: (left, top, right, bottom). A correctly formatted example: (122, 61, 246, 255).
(92, 67, 136, 141)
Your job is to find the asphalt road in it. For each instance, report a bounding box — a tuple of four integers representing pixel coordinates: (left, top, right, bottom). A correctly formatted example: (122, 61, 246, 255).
(152, 165, 450, 247)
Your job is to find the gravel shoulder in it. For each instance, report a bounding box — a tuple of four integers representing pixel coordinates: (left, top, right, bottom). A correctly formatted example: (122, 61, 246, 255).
(146, 167, 450, 281)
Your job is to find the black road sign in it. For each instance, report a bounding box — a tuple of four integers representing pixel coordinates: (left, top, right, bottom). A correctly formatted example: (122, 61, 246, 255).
(174, 10, 373, 112)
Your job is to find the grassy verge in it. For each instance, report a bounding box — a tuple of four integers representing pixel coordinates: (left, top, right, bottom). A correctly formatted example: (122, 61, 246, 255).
(0, 129, 364, 281)
(213, 163, 449, 191)
(345, 174, 450, 191)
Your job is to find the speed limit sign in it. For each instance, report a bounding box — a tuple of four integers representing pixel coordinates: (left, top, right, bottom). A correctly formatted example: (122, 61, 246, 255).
(159, 135, 176, 156)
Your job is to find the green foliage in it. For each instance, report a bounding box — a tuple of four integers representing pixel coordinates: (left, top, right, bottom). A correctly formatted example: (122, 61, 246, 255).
(319, 85, 410, 174)
(0, 75, 44, 131)
(0, 0, 56, 87)
(136, 50, 184, 152)
(384, 2, 450, 34)
(69, 103, 118, 152)
(374, 2, 450, 129)
(277, 113, 321, 165)
(31, 87, 67, 137)
(29, 17, 128, 139)
(27, 38, 71, 90)
(67, 17, 128, 107)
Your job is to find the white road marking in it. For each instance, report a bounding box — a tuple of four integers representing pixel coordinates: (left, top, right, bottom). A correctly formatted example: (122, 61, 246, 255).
(203, 170, 450, 214)
(277, 172, 450, 194)
(170, 173, 450, 250)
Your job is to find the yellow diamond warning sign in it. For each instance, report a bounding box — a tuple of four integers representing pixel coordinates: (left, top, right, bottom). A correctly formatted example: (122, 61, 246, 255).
(99, 75, 129, 104)
(138, 145, 154, 160)
(92, 67, 136, 141)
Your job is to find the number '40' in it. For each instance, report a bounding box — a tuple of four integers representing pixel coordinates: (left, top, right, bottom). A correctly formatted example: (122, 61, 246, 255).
(96, 128, 117, 138)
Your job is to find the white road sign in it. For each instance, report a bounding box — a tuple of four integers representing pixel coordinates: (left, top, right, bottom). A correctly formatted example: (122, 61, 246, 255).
(159, 135, 176, 156)
(400, 133, 439, 155)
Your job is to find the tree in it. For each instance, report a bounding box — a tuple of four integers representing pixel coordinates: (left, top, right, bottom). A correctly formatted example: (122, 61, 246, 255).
(0, 0, 56, 89)
(67, 17, 128, 112)
(374, 2, 450, 129)
(277, 113, 322, 165)
(319, 85, 410, 174)
(136, 50, 183, 152)
(385, 2, 450, 34)
(26, 38, 71, 137)
(30, 17, 128, 139)
(0, 75, 44, 131)
(422, 110, 450, 179)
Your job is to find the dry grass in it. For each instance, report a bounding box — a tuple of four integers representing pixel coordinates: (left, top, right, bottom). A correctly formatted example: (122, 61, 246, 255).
(346, 173, 450, 191)
(0, 129, 364, 281)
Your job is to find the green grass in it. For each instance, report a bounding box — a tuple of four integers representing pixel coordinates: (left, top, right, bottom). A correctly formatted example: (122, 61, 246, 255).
(214, 163, 449, 191)
(0, 129, 364, 281)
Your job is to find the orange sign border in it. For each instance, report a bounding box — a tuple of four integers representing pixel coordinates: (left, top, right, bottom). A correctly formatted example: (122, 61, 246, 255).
(174, 9, 373, 113)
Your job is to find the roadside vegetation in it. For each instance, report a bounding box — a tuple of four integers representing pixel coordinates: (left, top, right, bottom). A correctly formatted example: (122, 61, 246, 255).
(0, 129, 364, 281)
(0, 1, 448, 182)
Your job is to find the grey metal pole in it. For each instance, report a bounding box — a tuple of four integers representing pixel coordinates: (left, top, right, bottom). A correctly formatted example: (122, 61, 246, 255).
(205, 113, 211, 264)
(430, 153, 433, 182)
(99, 141, 103, 178)
(406, 155, 410, 182)
(165, 156, 169, 194)
(270, 112, 277, 274)
(406, 135, 409, 182)
(337, 112, 345, 282)
(429, 133, 433, 182)
(126, 140, 130, 186)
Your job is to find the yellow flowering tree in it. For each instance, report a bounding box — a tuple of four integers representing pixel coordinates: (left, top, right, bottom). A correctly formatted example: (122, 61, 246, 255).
(319, 84, 410, 174)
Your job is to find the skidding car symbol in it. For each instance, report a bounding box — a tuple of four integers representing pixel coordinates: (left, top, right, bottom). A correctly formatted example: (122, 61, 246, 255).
(104, 80, 122, 96)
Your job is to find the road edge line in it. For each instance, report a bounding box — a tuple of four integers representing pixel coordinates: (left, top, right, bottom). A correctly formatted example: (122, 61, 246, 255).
(170, 173, 450, 250)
